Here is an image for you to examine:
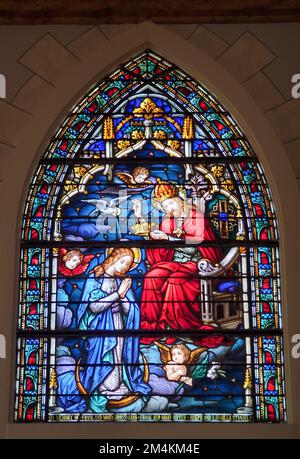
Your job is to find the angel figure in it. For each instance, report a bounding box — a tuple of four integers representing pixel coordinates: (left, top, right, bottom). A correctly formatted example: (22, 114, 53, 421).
(116, 166, 155, 189)
(57, 249, 94, 277)
(155, 342, 208, 388)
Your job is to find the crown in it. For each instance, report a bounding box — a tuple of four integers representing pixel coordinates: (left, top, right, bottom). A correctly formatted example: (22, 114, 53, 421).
(153, 182, 178, 202)
(131, 221, 155, 236)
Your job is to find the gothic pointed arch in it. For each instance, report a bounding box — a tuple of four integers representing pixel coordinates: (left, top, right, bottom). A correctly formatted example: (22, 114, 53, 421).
(16, 50, 286, 423)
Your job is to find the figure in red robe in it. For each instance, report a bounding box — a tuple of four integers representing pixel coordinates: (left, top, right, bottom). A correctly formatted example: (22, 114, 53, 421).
(132, 183, 229, 347)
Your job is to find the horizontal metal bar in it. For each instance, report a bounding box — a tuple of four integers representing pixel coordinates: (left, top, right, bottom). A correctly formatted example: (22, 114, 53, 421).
(20, 240, 279, 248)
(19, 274, 281, 281)
(16, 329, 283, 337)
(15, 362, 284, 368)
(27, 180, 270, 188)
(32, 216, 277, 222)
(39, 156, 258, 165)
(16, 393, 270, 398)
(18, 298, 283, 305)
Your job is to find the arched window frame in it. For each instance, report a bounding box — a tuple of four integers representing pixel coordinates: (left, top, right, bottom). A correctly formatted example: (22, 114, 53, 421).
(14, 47, 287, 424)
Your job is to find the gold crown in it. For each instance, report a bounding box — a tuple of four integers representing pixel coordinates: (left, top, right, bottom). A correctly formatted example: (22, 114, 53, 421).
(131, 222, 155, 236)
(153, 182, 178, 203)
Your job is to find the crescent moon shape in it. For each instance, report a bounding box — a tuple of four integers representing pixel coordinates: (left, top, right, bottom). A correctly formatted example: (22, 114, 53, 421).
(75, 353, 150, 409)
(108, 352, 149, 408)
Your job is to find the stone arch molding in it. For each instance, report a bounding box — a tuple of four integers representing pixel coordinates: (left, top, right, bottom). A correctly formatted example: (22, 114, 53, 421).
(1, 21, 300, 437)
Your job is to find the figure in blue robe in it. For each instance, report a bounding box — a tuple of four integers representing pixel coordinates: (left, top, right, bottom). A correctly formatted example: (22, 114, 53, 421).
(76, 273, 151, 412)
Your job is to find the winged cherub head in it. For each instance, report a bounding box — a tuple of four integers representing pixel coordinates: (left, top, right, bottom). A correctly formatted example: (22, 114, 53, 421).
(62, 249, 83, 270)
(132, 166, 150, 184)
(58, 249, 94, 277)
(171, 344, 191, 364)
(155, 340, 205, 367)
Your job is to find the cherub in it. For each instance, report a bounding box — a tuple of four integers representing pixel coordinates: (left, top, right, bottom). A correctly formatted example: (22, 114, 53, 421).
(116, 166, 155, 189)
(155, 342, 206, 387)
(57, 249, 94, 277)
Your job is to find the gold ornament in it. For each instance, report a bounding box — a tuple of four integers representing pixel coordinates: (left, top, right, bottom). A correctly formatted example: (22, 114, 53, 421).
(131, 221, 155, 237)
(117, 139, 131, 151)
(236, 208, 243, 219)
(182, 116, 193, 139)
(243, 368, 251, 390)
(167, 139, 181, 151)
(73, 166, 87, 180)
(154, 130, 167, 139)
(103, 116, 114, 140)
(64, 180, 77, 193)
(56, 205, 62, 219)
(211, 165, 224, 178)
(222, 179, 234, 192)
(49, 368, 58, 390)
(133, 97, 164, 120)
(131, 130, 144, 140)
(236, 232, 245, 241)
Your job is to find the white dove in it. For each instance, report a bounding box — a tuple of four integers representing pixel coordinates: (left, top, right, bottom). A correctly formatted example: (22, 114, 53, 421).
(82, 196, 129, 233)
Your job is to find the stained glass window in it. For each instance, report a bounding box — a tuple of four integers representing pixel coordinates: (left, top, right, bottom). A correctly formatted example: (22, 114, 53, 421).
(15, 50, 286, 423)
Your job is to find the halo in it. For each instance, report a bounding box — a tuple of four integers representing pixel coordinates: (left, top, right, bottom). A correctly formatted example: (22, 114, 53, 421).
(105, 247, 141, 271)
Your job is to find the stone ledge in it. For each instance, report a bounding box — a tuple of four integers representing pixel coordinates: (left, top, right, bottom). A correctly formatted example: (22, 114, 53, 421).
(1, 2, 300, 24)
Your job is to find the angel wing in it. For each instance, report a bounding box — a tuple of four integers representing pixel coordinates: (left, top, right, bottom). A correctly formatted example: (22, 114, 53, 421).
(108, 195, 130, 207)
(130, 180, 154, 189)
(57, 253, 95, 277)
(57, 256, 71, 277)
(116, 172, 136, 186)
(58, 248, 68, 257)
(188, 347, 206, 366)
(57, 248, 70, 276)
(154, 341, 172, 365)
